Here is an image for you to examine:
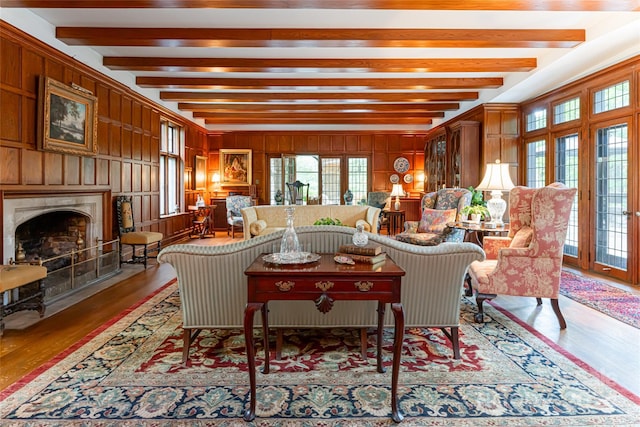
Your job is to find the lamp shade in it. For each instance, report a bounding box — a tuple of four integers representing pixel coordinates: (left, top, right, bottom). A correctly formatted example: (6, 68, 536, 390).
(476, 160, 515, 191)
(390, 184, 404, 197)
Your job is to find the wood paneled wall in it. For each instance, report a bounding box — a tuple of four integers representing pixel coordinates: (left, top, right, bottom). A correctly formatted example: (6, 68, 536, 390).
(0, 22, 207, 261)
(206, 132, 427, 205)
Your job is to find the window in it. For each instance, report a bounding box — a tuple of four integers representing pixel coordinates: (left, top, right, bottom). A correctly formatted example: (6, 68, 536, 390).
(347, 158, 368, 205)
(594, 81, 630, 114)
(526, 140, 546, 188)
(160, 119, 183, 215)
(268, 154, 368, 205)
(525, 109, 547, 132)
(554, 97, 580, 124)
(555, 134, 579, 256)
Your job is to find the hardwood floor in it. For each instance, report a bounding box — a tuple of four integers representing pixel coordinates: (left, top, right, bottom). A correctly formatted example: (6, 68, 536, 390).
(1, 233, 639, 398)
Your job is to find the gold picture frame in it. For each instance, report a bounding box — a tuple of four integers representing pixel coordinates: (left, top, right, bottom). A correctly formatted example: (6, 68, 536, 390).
(38, 76, 98, 156)
(194, 155, 207, 190)
(220, 149, 252, 186)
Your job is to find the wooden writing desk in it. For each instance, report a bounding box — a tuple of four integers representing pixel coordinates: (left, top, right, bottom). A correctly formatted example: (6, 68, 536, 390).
(243, 253, 406, 422)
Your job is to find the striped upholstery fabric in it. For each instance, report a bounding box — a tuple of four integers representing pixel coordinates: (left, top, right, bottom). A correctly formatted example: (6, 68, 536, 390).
(158, 226, 483, 330)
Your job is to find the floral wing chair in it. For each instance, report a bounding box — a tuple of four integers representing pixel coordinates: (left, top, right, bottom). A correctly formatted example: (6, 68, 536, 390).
(395, 188, 471, 246)
(226, 195, 253, 238)
(466, 183, 577, 328)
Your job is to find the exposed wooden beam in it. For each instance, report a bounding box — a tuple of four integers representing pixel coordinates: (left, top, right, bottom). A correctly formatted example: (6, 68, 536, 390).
(160, 91, 480, 102)
(203, 117, 434, 125)
(193, 112, 445, 119)
(104, 57, 537, 72)
(179, 102, 459, 112)
(5, 1, 638, 11)
(138, 77, 503, 89)
(58, 28, 584, 48)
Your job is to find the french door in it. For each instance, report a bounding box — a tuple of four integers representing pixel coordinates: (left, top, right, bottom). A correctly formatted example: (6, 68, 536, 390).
(588, 118, 636, 283)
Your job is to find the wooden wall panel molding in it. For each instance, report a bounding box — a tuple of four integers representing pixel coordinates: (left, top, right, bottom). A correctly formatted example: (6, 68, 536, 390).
(83, 157, 96, 186)
(0, 90, 21, 143)
(44, 152, 63, 186)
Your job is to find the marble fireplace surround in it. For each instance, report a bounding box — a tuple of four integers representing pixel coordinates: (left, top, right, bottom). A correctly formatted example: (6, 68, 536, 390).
(3, 192, 106, 265)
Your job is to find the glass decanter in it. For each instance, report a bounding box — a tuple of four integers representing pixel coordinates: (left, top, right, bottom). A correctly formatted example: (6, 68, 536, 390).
(280, 206, 301, 260)
(352, 224, 369, 247)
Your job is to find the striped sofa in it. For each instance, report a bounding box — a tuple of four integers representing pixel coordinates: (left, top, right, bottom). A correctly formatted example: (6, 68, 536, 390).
(157, 225, 484, 362)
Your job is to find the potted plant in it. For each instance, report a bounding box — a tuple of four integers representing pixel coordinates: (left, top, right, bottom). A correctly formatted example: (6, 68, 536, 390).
(462, 186, 489, 222)
(461, 205, 490, 222)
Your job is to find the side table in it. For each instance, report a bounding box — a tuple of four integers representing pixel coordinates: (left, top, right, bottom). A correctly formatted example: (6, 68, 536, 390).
(383, 210, 405, 236)
(243, 253, 406, 423)
(448, 221, 509, 247)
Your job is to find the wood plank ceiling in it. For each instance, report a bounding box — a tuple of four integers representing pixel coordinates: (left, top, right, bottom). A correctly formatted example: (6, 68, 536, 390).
(4, 1, 639, 130)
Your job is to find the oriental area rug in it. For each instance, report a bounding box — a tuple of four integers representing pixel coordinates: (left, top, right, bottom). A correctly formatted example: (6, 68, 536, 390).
(560, 270, 640, 329)
(1, 281, 639, 426)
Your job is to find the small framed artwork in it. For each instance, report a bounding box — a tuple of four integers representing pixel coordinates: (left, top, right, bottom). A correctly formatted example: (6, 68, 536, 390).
(194, 155, 207, 190)
(220, 149, 252, 186)
(37, 76, 98, 156)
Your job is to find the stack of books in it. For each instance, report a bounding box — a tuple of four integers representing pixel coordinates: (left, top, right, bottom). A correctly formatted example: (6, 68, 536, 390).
(335, 243, 386, 265)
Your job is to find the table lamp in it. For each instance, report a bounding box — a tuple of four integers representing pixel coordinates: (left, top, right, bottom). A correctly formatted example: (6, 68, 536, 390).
(390, 184, 404, 211)
(212, 172, 220, 197)
(475, 160, 515, 226)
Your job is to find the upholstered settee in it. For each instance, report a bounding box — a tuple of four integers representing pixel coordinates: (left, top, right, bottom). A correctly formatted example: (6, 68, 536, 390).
(157, 226, 484, 362)
(241, 205, 381, 240)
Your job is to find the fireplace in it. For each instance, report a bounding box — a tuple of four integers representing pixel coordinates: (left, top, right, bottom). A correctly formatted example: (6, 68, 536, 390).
(3, 193, 119, 303)
(4, 193, 104, 264)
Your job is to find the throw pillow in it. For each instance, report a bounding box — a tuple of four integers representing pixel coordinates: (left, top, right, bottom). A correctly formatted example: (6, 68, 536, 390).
(509, 226, 533, 248)
(355, 219, 371, 232)
(417, 208, 457, 233)
(249, 220, 267, 236)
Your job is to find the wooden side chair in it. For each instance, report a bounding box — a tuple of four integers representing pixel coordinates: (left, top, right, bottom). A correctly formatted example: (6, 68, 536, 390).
(286, 180, 310, 205)
(116, 196, 163, 268)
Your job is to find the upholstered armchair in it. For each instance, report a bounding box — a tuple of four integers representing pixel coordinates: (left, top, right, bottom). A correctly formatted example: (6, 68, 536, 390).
(466, 183, 577, 328)
(395, 188, 471, 246)
(367, 191, 390, 232)
(226, 195, 253, 238)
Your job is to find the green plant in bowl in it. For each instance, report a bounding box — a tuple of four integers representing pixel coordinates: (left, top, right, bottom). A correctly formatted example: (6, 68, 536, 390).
(313, 217, 344, 226)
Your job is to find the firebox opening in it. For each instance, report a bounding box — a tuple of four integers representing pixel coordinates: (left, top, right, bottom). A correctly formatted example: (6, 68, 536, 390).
(15, 210, 89, 271)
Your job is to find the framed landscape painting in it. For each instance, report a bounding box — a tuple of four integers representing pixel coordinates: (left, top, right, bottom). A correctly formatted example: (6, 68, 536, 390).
(220, 149, 252, 186)
(38, 76, 98, 156)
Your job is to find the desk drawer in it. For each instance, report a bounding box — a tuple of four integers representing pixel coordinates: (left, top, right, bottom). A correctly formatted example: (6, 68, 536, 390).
(253, 277, 395, 295)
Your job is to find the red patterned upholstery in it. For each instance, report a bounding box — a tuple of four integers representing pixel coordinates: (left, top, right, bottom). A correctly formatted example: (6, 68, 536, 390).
(467, 183, 577, 328)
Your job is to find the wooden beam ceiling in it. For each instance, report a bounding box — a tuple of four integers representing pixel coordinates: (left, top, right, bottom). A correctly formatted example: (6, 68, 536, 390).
(4, 1, 639, 11)
(5, 1, 632, 128)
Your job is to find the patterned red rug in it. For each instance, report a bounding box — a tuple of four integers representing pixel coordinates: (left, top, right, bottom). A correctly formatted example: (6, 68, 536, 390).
(1, 280, 639, 426)
(560, 270, 640, 328)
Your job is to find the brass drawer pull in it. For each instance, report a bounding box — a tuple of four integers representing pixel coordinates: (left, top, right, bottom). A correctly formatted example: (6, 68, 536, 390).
(315, 281, 334, 291)
(275, 281, 295, 291)
(354, 281, 374, 292)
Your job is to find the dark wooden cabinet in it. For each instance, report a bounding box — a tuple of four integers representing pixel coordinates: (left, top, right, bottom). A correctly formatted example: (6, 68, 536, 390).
(424, 121, 480, 192)
(424, 129, 447, 192)
(209, 197, 228, 231)
(448, 120, 480, 189)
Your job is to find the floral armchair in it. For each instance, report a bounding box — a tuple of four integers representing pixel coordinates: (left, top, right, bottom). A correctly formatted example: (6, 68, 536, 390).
(466, 183, 577, 328)
(226, 195, 253, 238)
(395, 188, 471, 246)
